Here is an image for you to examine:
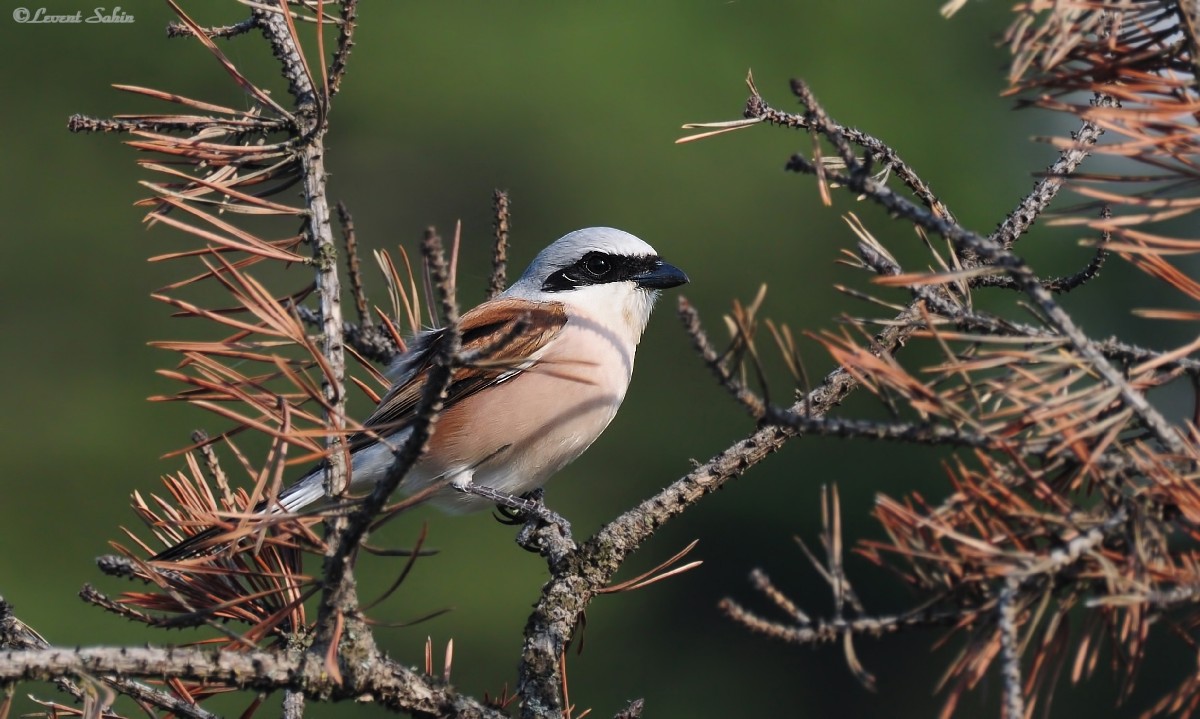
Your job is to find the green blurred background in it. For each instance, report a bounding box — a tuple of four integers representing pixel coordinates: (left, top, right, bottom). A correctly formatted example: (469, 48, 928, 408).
(2, 2, 1193, 717)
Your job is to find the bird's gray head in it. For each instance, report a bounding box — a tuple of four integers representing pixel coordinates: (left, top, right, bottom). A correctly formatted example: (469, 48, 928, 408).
(506, 227, 689, 299)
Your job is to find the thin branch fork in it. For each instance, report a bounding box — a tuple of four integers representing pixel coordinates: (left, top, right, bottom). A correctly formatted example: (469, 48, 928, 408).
(983, 94, 1113, 254)
(677, 296, 766, 420)
(734, 81, 954, 222)
(718, 593, 965, 646)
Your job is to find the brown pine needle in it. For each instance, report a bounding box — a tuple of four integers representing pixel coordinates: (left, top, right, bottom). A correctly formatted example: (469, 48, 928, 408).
(675, 117, 763, 144)
(361, 524, 430, 612)
(145, 206, 308, 264)
(165, 0, 291, 118)
(111, 84, 244, 116)
(598, 540, 702, 594)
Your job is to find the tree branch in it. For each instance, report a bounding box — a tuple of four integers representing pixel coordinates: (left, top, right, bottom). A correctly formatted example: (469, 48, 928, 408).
(783, 80, 1186, 457)
(0, 646, 505, 718)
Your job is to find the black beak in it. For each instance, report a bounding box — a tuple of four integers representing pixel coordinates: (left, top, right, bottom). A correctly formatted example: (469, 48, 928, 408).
(632, 259, 689, 290)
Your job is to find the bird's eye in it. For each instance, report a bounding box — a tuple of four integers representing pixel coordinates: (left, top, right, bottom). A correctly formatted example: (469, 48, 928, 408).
(583, 256, 611, 277)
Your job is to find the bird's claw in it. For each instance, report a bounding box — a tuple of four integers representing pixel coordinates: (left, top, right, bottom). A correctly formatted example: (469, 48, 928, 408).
(459, 484, 569, 537)
(490, 488, 571, 537)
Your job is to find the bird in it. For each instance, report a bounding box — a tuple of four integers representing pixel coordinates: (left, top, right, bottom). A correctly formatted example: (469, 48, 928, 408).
(152, 227, 689, 560)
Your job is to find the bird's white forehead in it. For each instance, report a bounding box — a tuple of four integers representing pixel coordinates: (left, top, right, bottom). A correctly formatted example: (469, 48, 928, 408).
(525, 227, 658, 274)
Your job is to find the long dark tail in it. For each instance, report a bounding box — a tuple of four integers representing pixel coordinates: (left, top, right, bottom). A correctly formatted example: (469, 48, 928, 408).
(149, 470, 327, 561)
(150, 525, 223, 561)
(150, 500, 269, 561)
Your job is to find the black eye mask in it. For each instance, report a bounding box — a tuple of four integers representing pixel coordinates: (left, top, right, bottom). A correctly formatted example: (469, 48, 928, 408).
(542, 252, 664, 292)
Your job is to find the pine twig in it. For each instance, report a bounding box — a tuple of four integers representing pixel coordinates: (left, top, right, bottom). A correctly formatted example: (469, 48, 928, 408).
(487, 190, 511, 300)
(742, 84, 954, 222)
(986, 95, 1113, 255)
(677, 296, 766, 420)
(998, 579, 1025, 719)
(338, 201, 371, 326)
(166, 18, 257, 40)
(328, 0, 358, 97)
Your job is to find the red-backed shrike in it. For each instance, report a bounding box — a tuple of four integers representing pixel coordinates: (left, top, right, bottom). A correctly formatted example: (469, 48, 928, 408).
(153, 227, 688, 560)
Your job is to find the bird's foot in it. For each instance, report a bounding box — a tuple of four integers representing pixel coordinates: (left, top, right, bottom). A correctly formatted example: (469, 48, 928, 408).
(460, 485, 575, 559)
(466, 485, 569, 535)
